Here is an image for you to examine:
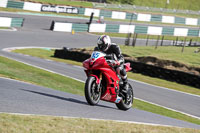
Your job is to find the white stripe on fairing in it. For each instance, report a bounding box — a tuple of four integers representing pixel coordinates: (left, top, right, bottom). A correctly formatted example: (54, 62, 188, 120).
(0, 112, 183, 128)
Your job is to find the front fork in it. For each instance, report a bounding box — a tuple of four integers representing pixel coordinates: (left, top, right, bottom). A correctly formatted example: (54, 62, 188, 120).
(90, 72, 102, 93)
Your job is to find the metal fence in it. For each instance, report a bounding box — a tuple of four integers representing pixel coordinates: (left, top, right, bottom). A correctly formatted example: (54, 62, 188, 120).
(93, 3, 200, 16)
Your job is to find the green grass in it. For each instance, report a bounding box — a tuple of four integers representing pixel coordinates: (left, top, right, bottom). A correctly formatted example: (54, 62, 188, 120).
(120, 45, 200, 67)
(1, 113, 199, 133)
(107, 0, 200, 11)
(22, 0, 93, 8)
(0, 56, 84, 95)
(0, 55, 200, 125)
(128, 73, 200, 96)
(133, 99, 200, 125)
(13, 48, 200, 96)
(23, 0, 200, 11)
(0, 27, 11, 29)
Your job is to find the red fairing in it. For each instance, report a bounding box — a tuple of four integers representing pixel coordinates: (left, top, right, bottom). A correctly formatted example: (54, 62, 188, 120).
(83, 52, 132, 103)
(83, 59, 90, 70)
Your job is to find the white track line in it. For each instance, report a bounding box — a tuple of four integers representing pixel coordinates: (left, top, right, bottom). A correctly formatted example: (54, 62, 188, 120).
(1, 46, 200, 119)
(129, 79, 200, 98)
(0, 54, 84, 83)
(135, 98, 200, 120)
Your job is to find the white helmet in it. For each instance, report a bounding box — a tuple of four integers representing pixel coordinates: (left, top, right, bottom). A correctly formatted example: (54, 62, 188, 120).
(97, 35, 111, 52)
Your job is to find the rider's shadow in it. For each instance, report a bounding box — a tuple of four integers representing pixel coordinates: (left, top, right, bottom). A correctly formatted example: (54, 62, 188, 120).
(20, 89, 117, 110)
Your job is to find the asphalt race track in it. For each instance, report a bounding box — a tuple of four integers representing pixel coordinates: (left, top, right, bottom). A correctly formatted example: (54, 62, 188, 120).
(0, 77, 199, 129)
(0, 11, 200, 129)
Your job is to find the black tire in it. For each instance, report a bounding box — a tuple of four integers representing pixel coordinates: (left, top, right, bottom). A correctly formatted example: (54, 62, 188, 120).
(115, 83, 134, 111)
(85, 76, 101, 105)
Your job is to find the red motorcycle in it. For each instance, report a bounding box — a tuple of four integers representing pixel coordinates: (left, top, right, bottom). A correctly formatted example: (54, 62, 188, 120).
(83, 51, 134, 110)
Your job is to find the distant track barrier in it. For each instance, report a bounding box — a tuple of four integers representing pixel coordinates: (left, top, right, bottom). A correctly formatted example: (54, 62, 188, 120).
(1, 0, 200, 26)
(0, 16, 24, 27)
(51, 21, 200, 38)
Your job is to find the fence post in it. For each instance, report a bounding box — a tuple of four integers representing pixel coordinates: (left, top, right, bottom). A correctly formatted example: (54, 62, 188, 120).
(175, 37, 178, 46)
(132, 33, 137, 47)
(172, 40, 175, 46)
(155, 35, 160, 49)
(160, 35, 164, 46)
(181, 37, 187, 53)
(125, 33, 132, 46)
(87, 12, 94, 32)
(188, 39, 192, 46)
(146, 35, 149, 46)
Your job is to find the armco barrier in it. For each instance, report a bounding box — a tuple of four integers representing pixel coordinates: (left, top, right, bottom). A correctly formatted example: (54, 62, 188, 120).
(0, 16, 24, 27)
(11, 18, 24, 27)
(54, 48, 200, 89)
(53, 22, 88, 32)
(1, 0, 200, 26)
(51, 22, 200, 37)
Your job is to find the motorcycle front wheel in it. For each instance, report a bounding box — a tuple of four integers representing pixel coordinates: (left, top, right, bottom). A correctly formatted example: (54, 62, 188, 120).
(85, 76, 101, 105)
(116, 83, 134, 111)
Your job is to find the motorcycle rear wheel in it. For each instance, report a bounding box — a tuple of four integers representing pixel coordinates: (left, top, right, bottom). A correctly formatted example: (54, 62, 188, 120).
(116, 83, 134, 111)
(85, 76, 101, 105)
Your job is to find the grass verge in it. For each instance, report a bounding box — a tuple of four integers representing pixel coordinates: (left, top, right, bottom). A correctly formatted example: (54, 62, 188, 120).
(120, 45, 200, 67)
(0, 55, 200, 125)
(22, 0, 93, 8)
(1, 113, 199, 133)
(0, 27, 11, 29)
(13, 48, 200, 96)
(0, 56, 84, 95)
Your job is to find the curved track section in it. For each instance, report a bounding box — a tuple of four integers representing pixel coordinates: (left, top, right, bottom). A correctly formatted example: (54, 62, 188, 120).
(1, 77, 200, 129)
(1, 49, 200, 119)
(0, 11, 200, 129)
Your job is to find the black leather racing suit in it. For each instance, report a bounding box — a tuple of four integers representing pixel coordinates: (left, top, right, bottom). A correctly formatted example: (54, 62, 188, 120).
(94, 43, 128, 85)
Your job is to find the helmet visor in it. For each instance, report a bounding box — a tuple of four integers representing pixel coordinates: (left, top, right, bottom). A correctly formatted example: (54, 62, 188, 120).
(98, 43, 108, 51)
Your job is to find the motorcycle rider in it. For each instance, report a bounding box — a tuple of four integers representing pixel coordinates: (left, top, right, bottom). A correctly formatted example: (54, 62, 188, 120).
(94, 35, 129, 93)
